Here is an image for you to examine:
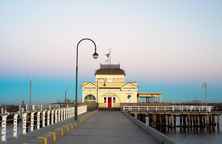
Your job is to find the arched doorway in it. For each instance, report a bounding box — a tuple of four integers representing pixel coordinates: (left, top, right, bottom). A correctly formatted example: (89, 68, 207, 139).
(84, 94, 96, 103)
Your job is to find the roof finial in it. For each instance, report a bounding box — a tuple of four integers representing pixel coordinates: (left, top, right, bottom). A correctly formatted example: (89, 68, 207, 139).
(105, 49, 111, 64)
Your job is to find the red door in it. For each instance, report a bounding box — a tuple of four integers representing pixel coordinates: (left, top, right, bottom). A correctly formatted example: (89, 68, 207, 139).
(108, 97, 112, 109)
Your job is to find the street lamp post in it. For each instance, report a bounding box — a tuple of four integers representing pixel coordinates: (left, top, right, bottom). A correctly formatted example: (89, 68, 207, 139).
(75, 38, 99, 121)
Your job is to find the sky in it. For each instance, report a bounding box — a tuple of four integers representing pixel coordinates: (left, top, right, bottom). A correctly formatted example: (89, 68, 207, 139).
(0, 0, 222, 104)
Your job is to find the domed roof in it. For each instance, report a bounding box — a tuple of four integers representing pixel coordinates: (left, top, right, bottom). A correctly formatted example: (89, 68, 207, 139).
(95, 64, 125, 75)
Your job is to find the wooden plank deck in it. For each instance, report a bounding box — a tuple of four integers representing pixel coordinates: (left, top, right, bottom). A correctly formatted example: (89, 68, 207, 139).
(58, 111, 158, 144)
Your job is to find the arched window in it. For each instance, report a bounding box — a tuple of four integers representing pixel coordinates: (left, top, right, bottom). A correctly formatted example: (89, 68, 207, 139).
(113, 97, 116, 103)
(84, 95, 96, 102)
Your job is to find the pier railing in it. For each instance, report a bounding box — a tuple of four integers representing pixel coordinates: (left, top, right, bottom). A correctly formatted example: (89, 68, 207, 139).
(0, 104, 87, 142)
(122, 104, 221, 134)
(122, 105, 214, 113)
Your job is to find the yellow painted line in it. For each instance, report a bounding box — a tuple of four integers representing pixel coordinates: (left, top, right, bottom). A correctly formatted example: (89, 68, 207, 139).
(60, 127, 64, 137)
(38, 136, 48, 144)
(49, 132, 57, 144)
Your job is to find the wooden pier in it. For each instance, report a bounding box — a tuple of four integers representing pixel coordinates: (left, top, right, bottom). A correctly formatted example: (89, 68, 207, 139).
(122, 104, 222, 134)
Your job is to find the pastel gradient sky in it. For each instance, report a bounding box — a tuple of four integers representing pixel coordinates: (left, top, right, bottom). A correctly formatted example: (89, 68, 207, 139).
(0, 0, 222, 104)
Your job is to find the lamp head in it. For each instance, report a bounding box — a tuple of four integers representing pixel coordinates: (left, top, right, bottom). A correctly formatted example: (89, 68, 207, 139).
(93, 52, 99, 59)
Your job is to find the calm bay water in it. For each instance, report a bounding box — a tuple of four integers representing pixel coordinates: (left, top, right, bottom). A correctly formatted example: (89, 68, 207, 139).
(167, 116, 222, 144)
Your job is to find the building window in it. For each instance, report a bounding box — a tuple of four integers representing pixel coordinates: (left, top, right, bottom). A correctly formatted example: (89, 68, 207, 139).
(113, 97, 116, 103)
(104, 97, 106, 103)
(127, 95, 131, 99)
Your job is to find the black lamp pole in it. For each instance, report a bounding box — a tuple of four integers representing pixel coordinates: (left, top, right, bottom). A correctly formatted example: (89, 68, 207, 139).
(75, 38, 99, 121)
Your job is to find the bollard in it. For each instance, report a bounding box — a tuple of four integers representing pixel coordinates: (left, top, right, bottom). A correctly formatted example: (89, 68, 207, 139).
(13, 113, 18, 138)
(22, 112, 27, 135)
(1, 114, 7, 142)
(37, 112, 40, 129)
(47, 111, 50, 126)
(51, 110, 54, 125)
(42, 111, 46, 127)
(30, 112, 35, 132)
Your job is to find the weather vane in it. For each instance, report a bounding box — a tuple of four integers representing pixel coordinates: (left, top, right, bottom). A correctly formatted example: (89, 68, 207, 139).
(105, 49, 112, 64)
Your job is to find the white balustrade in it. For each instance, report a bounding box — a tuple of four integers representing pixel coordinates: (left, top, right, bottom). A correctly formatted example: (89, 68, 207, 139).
(51, 110, 54, 125)
(122, 105, 214, 113)
(78, 105, 87, 115)
(1, 114, 8, 142)
(40, 105, 43, 111)
(47, 111, 50, 126)
(30, 112, 35, 132)
(66, 108, 69, 119)
(13, 113, 18, 138)
(55, 110, 57, 123)
(0, 107, 3, 114)
(70, 108, 72, 118)
(172, 106, 175, 112)
(37, 112, 40, 130)
(66, 108, 68, 119)
(63, 109, 65, 121)
(0, 105, 87, 142)
(25, 104, 28, 111)
(22, 113, 27, 135)
(42, 111, 46, 127)
(64, 108, 66, 120)
(69, 108, 72, 118)
(32, 105, 35, 111)
(58, 109, 61, 122)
